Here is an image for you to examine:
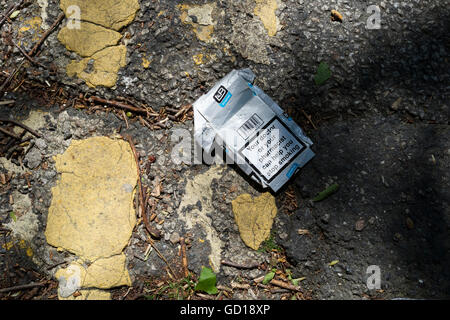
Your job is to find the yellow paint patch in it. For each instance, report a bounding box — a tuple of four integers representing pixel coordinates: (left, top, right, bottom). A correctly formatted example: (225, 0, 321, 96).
(45, 136, 137, 261)
(58, 0, 140, 87)
(142, 57, 151, 69)
(19, 26, 31, 33)
(193, 53, 204, 65)
(254, 0, 280, 37)
(2, 241, 14, 250)
(57, 22, 122, 58)
(82, 254, 132, 288)
(2, 240, 33, 257)
(26, 247, 33, 257)
(59, 0, 140, 31)
(56, 254, 131, 292)
(18, 17, 44, 46)
(18, 239, 27, 249)
(19, 17, 43, 34)
(66, 45, 127, 88)
(179, 3, 216, 42)
(232, 192, 277, 250)
(46, 137, 137, 299)
(193, 25, 214, 42)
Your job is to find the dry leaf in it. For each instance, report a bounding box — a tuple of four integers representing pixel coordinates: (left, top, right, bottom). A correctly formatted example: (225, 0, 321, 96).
(0, 173, 6, 185)
(297, 229, 310, 235)
(391, 97, 402, 110)
(355, 219, 365, 231)
(406, 217, 414, 229)
(329, 260, 339, 266)
(331, 10, 343, 22)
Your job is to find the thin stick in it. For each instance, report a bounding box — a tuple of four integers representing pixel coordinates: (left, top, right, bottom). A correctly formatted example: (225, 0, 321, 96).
(301, 110, 317, 130)
(46, 261, 67, 271)
(221, 260, 260, 270)
(120, 287, 133, 300)
(0, 100, 15, 106)
(0, 1, 23, 29)
(165, 107, 179, 114)
(0, 127, 20, 140)
(180, 237, 189, 278)
(155, 117, 168, 127)
(0, 60, 25, 94)
(174, 104, 192, 118)
(2, 233, 11, 286)
(12, 41, 46, 69)
(196, 293, 215, 300)
(28, 13, 65, 57)
(0, 4, 14, 28)
(0, 119, 41, 138)
(125, 134, 161, 239)
(146, 234, 176, 279)
(231, 282, 250, 290)
(89, 96, 151, 115)
(121, 109, 129, 129)
(269, 279, 301, 292)
(0, 282, 45, 294)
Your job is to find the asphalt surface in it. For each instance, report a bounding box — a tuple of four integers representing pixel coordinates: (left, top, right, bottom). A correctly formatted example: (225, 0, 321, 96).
(0, 0, 449, 299)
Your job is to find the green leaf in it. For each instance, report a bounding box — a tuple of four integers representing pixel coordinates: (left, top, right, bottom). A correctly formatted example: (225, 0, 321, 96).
(314, 62, 331, 86)
(313, 183, 339, 202)
(10, 212, 17, 222)
(262, 271, 275, 285)
(9, 10, 20, 19)
(291, 277, 305, 286)
(194, 267, 218, 295)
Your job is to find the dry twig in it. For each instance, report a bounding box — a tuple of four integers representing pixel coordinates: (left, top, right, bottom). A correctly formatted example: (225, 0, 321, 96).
(12, 41, 46, 69)
(28, 12, 65, 57)
(221, 260, 260, 270)
(0, 100, 15, 106)
(0, 282, 45, 294)
(301, 109, 317, 130)
(0, 118, 41, 138)
(180, 237, 189, 278)
(0, 127, 20, 140)
(0, 1, 24, 28)
(269, 279, 301, 292)
(88, 96, 155, 115)
(125, 134, 161, 239)
(146, 234, 177, 279)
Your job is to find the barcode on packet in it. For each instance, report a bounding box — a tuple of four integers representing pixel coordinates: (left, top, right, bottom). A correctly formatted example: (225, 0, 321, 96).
(237, 114, 263, 139)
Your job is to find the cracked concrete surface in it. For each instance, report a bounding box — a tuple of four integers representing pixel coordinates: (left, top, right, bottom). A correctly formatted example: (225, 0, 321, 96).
(178, 166, 225, 272)
(1, 0, 449, 300)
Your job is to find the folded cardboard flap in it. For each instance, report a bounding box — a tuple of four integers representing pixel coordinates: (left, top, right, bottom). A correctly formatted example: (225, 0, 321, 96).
(193, 68, 314, 192)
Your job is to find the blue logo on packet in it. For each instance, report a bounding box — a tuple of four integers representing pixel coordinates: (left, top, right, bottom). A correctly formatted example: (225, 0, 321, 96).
(286, 163, 299, 178)
(219, 92, 232, 107)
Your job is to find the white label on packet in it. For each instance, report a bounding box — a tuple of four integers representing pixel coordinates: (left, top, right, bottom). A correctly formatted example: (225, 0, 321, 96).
(240, 118, 304, 181)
